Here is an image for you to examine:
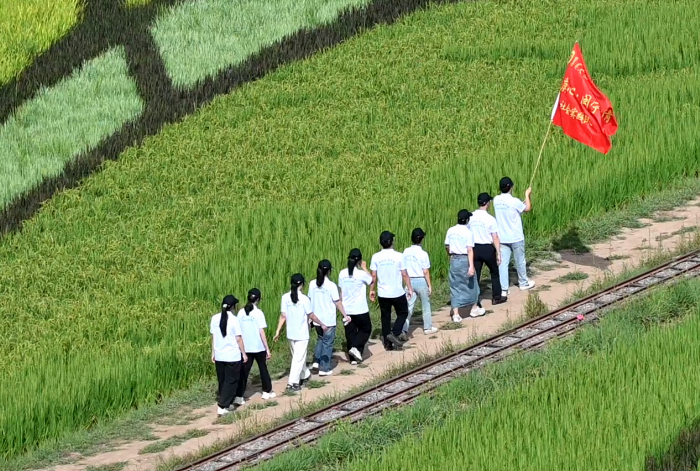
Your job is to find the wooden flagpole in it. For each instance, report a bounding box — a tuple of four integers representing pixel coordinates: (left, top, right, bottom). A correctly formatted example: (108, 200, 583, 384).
(528, 120, 553, 188)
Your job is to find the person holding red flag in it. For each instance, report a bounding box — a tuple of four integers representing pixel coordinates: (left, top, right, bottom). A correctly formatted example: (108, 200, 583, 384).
(551, 42, 618, 154)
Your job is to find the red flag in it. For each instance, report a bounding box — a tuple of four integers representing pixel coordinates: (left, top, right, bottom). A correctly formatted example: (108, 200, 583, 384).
(551, 43, 618, 154)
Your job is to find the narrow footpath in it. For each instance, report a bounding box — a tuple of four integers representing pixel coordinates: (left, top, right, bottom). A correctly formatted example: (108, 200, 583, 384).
(50, 199, 700, 471)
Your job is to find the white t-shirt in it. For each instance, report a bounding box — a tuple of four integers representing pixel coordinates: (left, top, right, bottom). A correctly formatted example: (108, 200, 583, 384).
(236, 307, 267, 353)
(468, 209, 499, 244)
(370, 248, 406, 298)
(308, 278, 340, 327)
(444, 224, 474, 254)
(280, 291, 313, 341)
(338, 267, 373, 315)
(210, 312, 243, 362)
(402, 245, 430, 278)
(493, 193, 527, 243)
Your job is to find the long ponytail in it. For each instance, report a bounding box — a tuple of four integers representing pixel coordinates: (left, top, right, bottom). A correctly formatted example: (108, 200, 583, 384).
(290, 273, 305, 304)
(245, 288, 261, 316)
(316, 259, 332, 287)
(219, 294, 239, 337)
(347, 248, 362, 277)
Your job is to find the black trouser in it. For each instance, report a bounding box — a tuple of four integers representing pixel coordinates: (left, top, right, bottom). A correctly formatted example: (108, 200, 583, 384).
(215, 360, 241, 409)
(344, 312, 372, 354)
(378, 295, 409, 346)
(473, 243, 502, 306)
(236, 351, 272, 397)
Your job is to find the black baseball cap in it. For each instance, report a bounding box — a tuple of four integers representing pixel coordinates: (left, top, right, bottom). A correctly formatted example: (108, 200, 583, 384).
(499, 177, 514, 193)
(379, 231, 395, 245)
(291, 273, 305, 286)
(247, 288, 261, 302)
(411, 227, 426, 239)
(222, 294, 239, 308)
(457, 209, 472, 223)
(477, 192, 493, 206)
(348, 248, 362, 260)
(318, 259, 332, 270)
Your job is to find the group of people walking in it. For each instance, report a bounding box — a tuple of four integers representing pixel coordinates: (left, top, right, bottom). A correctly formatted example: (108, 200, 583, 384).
(210, 177, 534, 415)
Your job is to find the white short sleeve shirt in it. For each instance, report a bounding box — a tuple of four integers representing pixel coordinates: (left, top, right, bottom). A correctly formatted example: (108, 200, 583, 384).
(210, 312, 243, 362)
(402, 245, 431, 278)
(468, 209, 499, 244)
(370, 249, 406, 298)
(236, 307, 267, 353)
(280, 291, 313, 341)
(308, 278, 340, 327)
(338, 268, 373, 315)
(444, 225, 474, 254)
(493, 193, 527, 243)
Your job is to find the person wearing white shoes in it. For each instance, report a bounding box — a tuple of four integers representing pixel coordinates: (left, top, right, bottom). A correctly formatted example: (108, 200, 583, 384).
(308, 260, 350, 376)
(444, 210, 480, 322)
(274, 274, 329, 393)
(469, 192, 508, 317)
(211, 295, 247, 416)
(339, 248, 373, 364)
(493, 177, 535, 294)
(402, 228, 438, 336)
(236, 288, 275, 404)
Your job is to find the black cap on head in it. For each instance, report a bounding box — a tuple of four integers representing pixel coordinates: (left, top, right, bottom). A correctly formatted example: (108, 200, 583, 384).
(477, 192, 493, 206)
(291, 273, 305, 287)
(499, 177, 514, 193)
(457, 209, 472, 224)
(318, 259, 332, 270)
(348, 248, 362, 260)
(411, 227, 426, 244)
(379, 230, 395, 248)
(247, 288, 261, 302)
(222, 294, 239, 309)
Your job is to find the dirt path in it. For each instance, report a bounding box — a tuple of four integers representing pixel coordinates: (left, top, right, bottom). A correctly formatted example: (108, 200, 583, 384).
(48, 199, 700, 471)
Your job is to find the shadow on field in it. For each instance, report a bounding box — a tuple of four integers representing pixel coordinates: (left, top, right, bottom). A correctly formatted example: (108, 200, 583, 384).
(646, 416, 700, 471)
(0, 0, 467, 235)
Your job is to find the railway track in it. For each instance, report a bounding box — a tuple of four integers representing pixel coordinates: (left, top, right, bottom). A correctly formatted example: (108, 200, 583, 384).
(180, 249, 700, 471)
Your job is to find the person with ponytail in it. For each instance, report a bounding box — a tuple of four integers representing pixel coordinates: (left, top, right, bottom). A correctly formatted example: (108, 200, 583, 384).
(338, 248, 373, 364)
(308, 260, 350, 376)
(210, 295, 247, 416)
(274, 274, 328, 392)
(235, 288, 275, 403)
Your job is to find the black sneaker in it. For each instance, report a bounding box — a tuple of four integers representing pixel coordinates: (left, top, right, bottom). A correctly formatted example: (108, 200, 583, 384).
(286, 384, 301, 392)
(386, 333, 405, 348)
(398, 333, 409, 342)
(492, 297, 508, 305)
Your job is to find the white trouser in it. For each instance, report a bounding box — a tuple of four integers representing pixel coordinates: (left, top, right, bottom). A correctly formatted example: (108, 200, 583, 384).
(288, 339, 311, 385)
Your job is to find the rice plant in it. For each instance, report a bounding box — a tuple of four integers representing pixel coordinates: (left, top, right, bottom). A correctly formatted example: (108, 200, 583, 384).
(0, 0, 81, 85)
(0, 0, 699, 461)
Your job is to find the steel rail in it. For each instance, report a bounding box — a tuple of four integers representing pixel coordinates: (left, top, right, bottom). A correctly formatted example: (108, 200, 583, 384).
(179, 249, 700, 471)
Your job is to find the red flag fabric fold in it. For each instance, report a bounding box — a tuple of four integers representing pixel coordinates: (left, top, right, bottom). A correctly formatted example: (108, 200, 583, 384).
(551, 43, 618, 154)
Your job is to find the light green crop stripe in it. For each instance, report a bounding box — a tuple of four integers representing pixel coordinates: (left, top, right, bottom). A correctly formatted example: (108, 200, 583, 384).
(151, 0, 372, 88)
(0, 47, 143, 209)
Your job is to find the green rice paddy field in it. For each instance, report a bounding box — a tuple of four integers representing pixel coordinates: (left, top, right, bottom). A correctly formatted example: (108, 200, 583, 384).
(1, 0, 700, 462)
(249, 279, 700, 471)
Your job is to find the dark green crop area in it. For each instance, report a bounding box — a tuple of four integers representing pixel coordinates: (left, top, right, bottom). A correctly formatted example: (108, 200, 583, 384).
(1, 0, 699, 461)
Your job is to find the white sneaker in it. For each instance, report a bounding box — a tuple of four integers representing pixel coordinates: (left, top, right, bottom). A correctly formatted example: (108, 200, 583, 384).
(452, 314, 462, 323)
(349, 347, 363, 362)
(424, 327, 439, 334)
(311, 362, 319, 370)
(350, 360, 358, 365)
(519, 280, 536, 291)
(318, 370, 333, 376)
(261, 392, 276, 400)
(217, 407, 230, 416)
(233, 397, 245, 406)
(470, 306, 486, 318)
